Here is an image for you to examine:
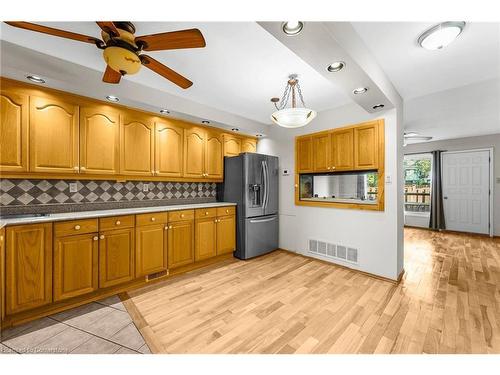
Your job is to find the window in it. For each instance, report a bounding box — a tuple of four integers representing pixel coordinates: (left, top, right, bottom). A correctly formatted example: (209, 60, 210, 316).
(404, 153, 432, 213)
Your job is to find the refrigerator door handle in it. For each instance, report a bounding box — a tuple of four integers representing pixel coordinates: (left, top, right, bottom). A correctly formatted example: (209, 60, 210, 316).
(261, 160, 268, 209)
(249, 216, 277, 223)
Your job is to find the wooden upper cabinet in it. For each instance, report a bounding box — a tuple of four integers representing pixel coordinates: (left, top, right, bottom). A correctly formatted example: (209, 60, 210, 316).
(331, 128, 354, 171)
(29, 95, 79, 174)
(184, 126, 205, 178)
(223, 134, 241, 157)
(241, 138, 257, 153)
(120, 111, 154, 176)
(155, 120, 184, 177)
(5, 223, 53, 315)
(205, 130, 223, 179)
(0, 89, 28, 172)
(354, 122, 379, 170)
(80, 104, 120, 175)
(54, 233, 98, 302)
(296, 136, 313, 173)
(312, 133, 330, 172)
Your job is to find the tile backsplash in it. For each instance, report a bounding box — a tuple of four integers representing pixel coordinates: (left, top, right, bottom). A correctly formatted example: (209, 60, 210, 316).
(0, 179, 217, 207)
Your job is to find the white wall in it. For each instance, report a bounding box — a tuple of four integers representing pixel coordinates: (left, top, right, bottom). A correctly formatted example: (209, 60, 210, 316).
(404, 134, 500, 235)
(258, 104, 403, 280)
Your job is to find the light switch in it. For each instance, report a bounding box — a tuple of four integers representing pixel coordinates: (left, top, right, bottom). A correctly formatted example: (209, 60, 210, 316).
(385, 175, 392, 184)
(69, 182, 78, 193)
(282, 168, 290, 176)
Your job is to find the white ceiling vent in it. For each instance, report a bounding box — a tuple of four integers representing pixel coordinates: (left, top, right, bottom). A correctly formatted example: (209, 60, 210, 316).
(308, 239, 358, 265)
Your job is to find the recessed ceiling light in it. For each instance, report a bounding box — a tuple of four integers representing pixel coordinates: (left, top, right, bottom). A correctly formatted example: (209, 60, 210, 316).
(418, 21, 466, 50)
(231, 128, 239, 132)
(256, 134, 264, 137)
(327, 61, 345, 72)
(282, 21, 304, 36)
(404, 132, 419, 138)
(160, 109, 170, 114)
(106, 95, 119, 102)
(353, 87, 368, 95)
(372, 104, 385, 110)
(26, 75, 45, 84)
(201, 120, 210, 124)
(405, 136, 433, 142)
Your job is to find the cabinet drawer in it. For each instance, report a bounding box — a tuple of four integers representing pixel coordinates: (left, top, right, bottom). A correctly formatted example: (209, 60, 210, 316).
(54, 219, 98, 237)
(195, 208, 217, 219)
(99, 215, 135, 231)
(217, 206, 235, 217)
(136, 212, 168, 226)
(168, 209, 195, 222)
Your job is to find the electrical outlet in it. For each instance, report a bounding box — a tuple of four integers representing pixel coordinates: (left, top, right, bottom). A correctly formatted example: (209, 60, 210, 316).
(282, 168, 290, 176)
(496, 177, 500, 184)
(142, 184, 149, 192)
(69, 182, 78, 193)
(198, 184, 203, 192)
(385, 175, 392, 184)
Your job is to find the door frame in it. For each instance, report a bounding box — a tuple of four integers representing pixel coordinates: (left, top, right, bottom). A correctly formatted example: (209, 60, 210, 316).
(441, 148, 493, 237)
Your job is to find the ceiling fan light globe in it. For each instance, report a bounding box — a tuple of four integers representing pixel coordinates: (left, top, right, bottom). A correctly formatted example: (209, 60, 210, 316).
(103, 46, 141, 75)
(271, 108, 317, 128)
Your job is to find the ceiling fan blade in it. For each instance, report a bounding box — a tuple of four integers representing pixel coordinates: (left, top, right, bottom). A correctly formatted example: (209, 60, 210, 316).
(140, 55, 192, 89)
(96, 21, 119, 37)
(4, 21, 100, 45)
(136, 28, 206, 51)
(102, 65, 122, 84)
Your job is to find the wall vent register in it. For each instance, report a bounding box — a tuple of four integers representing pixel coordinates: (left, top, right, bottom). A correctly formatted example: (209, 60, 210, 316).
(308, 239, 359, 264)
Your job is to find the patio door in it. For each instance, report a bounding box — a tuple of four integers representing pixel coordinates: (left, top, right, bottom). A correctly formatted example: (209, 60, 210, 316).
(442, 150, 491, 235)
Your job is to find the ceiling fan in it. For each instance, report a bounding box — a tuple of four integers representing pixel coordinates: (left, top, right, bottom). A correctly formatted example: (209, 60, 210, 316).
(4, 21, 206, 89)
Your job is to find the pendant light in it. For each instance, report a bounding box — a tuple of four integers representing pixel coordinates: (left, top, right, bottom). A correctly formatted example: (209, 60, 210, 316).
(270, 74, 317, 128)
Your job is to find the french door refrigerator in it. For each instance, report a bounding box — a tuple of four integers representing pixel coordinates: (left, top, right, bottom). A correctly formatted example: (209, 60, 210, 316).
(222, 153, 279, 259)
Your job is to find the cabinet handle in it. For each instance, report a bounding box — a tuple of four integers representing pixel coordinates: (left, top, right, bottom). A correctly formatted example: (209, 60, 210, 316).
(164, 226, 168, 230)
(74, 225, 81, 230)
(151, 217, 156, 222)
(169, 225, 173, 229)
(93, 236, 98, 241)
(100, 235, 105, 240)
(80, 166, 86, 171)
(205, 211, 209, 215)
(331, 166, 336, 169)
(115, 220, 121, 226)
(225, 209, 229, 213)
(327, 167, 331, 170)
(74, 166, 79, 171)
(181, 214, 185, 218)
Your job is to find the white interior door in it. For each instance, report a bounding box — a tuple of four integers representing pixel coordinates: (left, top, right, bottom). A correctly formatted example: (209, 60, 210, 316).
(442, 150, 490, 234)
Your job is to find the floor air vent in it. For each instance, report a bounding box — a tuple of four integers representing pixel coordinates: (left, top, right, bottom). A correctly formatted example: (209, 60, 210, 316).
(308, 239, 358, 264)
(146, 270, 168, 282)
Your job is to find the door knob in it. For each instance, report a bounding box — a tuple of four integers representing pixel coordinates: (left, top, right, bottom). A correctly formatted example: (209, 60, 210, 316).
(93, 236, 98, 241)
(151, 217, 156, 222)
(74, 225, 81, 230)
(100, 235, 105, 240)
(164, 226, 168, 230)
(115, 220, 121, 225)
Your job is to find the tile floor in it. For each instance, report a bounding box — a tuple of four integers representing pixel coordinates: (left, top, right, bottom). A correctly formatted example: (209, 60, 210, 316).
(0, 295, 151, 354)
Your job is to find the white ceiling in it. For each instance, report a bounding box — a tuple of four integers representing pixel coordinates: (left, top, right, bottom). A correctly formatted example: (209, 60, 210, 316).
(0, 21, 351, 125)
(352, 22, 500, 100)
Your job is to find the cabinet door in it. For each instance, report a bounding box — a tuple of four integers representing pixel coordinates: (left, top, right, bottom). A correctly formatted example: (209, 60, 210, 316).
(354, 122, 379, 170)
(241, 138, 257, 153)
(54, 233, 98, 302)
(120, 111, 154, 175)
(135, 224, 168, 277)
(0, 90, 28, 172)
(223, 135, 241, 157)
(80, 105, 120, 175)
(99, 228, 135, 288)
(296, 136, 313, 173)
(205, 131, 223, 179)
(30, 95, 79, 173)
(155, 120, 184, 177)
(1, 228, 5, 320)
(6, 223, 52, 315)
(184, 127, 205, 178)
(216, 215, 236, 255)
(312, 133, 330, 172)
(168, 220, 194, 269)
(195, 217, 217, 261)
(331, 129, 354, 171)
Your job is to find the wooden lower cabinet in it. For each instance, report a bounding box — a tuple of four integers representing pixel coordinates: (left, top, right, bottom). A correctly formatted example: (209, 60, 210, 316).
(99, 228, 135, 288)
(1, 228, 5, 320)
(195, 217, 217, 261)
(168, 219, 195, 269)
(5, 223, 53, 315)
(216, 215, 236, 255)
(54, 233, 98, 302)
(135, 223, 168, 277)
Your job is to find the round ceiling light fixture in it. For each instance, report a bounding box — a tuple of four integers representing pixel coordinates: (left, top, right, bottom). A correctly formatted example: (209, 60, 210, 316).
(26, 75, 46, 84)
(327, 61, 345, 72)
(270, 74, 317, 128)
(105, 95, 119, 102)
(372, 104, 385, 110)
(418, 21, 466, 50)
(160, 109, 170, 114)
(353, 87, 368, 95)
(282, 21, 304, 36)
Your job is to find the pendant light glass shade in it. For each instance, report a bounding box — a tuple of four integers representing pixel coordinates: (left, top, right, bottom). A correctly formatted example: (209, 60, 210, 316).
(271, 107, 317, 128)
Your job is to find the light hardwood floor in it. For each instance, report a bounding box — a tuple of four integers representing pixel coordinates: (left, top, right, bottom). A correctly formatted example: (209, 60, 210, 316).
(124, 228, 500, 354)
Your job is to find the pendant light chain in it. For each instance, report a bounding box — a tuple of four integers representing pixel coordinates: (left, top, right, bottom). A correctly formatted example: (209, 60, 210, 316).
(296, 81, 306, 107)
(275, 79, 307, 110)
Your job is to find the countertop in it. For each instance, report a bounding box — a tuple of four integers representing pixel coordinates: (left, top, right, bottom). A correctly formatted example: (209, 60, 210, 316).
(0, 202, 237, 228)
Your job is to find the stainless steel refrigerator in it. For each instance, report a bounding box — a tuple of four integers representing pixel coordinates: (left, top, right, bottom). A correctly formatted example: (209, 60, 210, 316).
(221, 153, 279, 259)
